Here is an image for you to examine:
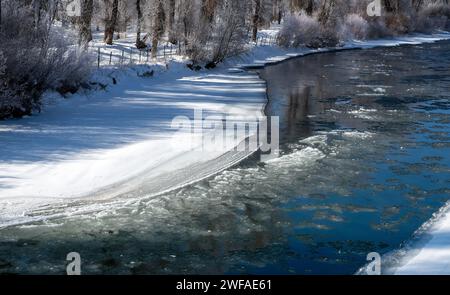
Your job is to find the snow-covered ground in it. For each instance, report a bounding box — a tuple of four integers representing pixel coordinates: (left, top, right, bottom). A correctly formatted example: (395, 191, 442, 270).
(356, 200, 450, 275)
(0, 61, 267, 227)
(0, 26, 288, 227)
(394, 202, 450, 275)
(1, 25, 450, 274)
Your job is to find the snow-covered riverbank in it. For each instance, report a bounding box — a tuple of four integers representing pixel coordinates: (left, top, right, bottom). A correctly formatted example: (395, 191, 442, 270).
(1, 29, 450, 274)
(393, 201, 450, 275)
(0, 61, 267, 227)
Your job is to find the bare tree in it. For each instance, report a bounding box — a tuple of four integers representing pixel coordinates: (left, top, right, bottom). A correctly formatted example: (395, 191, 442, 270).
(272, 0, 283, 24)
(104, 0, 119, 45)
(318, 0, 336, 25)
(290, 0, 314, 15)
(79, 0, 94, 47)
(32, 0, 43, 27)
(252, 0, 261, 42)
(412, 0, 424, 11)
(201, 0, 217, 24)
(151, 0, 165, 58)
(177, 0, 195, 45)
(1, 1, 92, 119)
(167, 0, 176, 43)
(383, 0, 400, 13)
(135, 0, 146, 49)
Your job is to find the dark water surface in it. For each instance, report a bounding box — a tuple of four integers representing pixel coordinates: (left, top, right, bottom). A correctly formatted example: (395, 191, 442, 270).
(0, 41, 449, 274)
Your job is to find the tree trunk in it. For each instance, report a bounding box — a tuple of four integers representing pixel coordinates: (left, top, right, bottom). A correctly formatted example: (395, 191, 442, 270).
(272, 0, 281, 24)
(290, 0, 314, 15)
(79, 0, 94, 47)
(412, 0, 423, 11)
(252, 0, 261, 42)
(135, 0, 146, 49)
(33, 0, 42, 27)
(183, 15, 189, 45)
(104, 0, 119, 45)
(151, 36, 158, 58)
(151, 0, 166, 58)
(201, 0, 217, 24)
(167, 0, 177, 44)
(318, 0, 335, 26)
(304, 0, 314, 15)
(383, 0, 400, 13)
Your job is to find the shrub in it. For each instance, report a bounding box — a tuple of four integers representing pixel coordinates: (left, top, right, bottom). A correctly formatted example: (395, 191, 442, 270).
(366, 17, 391, 39)
(415, 3, 450, 32)
(0, 3, 93, 119)
(277, 13, 322, 48)
(339, 14, 369, 40)
(384, 13, 414, 35)
(186, 0, 248, 64)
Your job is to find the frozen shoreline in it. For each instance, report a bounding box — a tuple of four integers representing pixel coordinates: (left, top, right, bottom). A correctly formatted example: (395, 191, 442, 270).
(1, 30, 450, 274)
(0, 63, 267, 227)
(393, 201, 450, 275)
(356, 200, 450, 275)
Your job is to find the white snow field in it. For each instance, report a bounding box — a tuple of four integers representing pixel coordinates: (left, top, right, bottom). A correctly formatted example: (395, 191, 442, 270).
(394, 202, 450, 275)
(0, 62, 268, 227)
(1, 28, 450, 274)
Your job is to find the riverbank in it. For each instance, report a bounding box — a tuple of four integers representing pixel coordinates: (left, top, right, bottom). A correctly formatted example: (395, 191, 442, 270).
(1, 30, 450, 274)
(0, 60, 267, 227)
(382, 201, 450, 275)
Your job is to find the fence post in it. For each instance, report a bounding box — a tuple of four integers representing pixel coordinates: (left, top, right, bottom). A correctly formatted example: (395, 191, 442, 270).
(163, 44, 166, 61)
(130, 48, 133, 64)
(139, 50, 142, 63)
(109, 52, 112, 65)
(121, 50, 124, 65)
(146, 48, 149, 63)
(97, 47, 101, 68)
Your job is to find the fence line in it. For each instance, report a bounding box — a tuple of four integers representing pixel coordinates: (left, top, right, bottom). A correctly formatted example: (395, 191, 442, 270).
(92, 35, 277, 68)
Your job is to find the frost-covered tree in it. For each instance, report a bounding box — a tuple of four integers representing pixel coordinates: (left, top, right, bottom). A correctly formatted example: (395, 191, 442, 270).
(289, 0, 314, 14)
(167, 0, 177, 43)
(79, 0, 94, 46)
(135, 0, 146, 48)
(318, 0, 336, 25)
(201, 0, 218, 23)
(103, 0, 119, 44)
(0, 0, 92, 119)
(151, 0, 166, 57)
(2, 0, 450, 120)
(252, 0, 261, 42)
